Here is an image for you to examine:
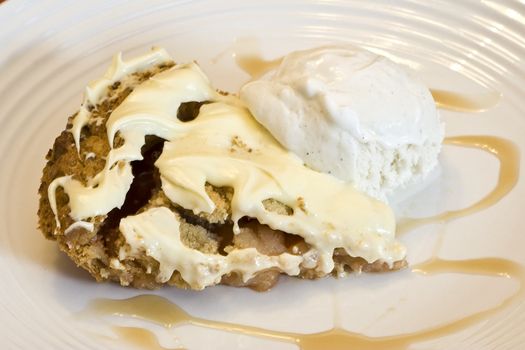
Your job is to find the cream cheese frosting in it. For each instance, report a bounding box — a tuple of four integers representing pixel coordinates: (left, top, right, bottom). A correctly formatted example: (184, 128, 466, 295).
(48, 48, 406, 289)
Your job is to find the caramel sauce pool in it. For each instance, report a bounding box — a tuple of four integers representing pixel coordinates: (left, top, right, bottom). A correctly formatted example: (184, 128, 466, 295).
(398, 135, 520, 234)
(90, 256, 523, 350)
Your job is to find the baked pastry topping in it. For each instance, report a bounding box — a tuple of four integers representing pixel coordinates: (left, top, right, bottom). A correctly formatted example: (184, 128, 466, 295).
(39, 48, 413, 291)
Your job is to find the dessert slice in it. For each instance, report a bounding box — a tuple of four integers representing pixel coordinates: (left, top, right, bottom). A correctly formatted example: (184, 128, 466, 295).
(38, 48, 406, 291)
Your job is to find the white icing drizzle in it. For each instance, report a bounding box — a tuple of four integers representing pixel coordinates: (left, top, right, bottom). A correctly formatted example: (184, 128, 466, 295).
(70, 47, 173, 152)
(64, 221, 94, 235)
(155, 101, 404, 274)
(48, 175, 72, 230)
(120, 207, 302, 290)
(49, 49, 406, 289)
(50, 161, 134, 221)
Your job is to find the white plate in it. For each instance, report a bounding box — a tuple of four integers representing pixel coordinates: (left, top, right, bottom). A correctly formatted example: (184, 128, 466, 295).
(1, 1, 524, 349)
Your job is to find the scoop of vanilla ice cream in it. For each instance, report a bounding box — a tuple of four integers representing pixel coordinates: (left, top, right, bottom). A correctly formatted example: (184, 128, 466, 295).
(240, 46, 444, 201)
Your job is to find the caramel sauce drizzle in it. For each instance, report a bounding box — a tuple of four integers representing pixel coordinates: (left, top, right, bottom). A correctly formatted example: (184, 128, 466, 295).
(235, 54, 281, 80)
(112, 326, 184, 350)
(430, 89, 501, 113)
(398, 135, 520, 234)
(90, 256, 523, 350)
